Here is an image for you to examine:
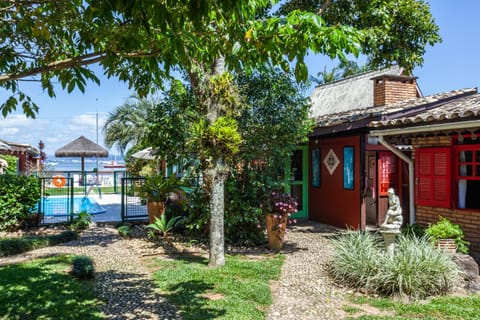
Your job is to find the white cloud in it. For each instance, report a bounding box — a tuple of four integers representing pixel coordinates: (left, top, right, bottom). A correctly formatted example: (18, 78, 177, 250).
(0, 112, 110, 155)
(0, 127, 20, 135)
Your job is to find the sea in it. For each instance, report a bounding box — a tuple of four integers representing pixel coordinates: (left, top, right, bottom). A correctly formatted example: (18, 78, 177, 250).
(44, 156, 126, 173)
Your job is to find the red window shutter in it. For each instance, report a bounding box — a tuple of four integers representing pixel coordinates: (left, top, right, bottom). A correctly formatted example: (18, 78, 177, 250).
(415, 147, 451, 208)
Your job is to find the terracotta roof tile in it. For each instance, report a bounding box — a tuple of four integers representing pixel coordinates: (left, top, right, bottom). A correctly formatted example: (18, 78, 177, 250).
(370, 88, 480, 128)
(315, 87, 478, 128)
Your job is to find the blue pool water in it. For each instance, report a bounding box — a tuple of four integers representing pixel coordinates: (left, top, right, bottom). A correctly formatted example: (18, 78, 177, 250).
(40, 196, 106, 216)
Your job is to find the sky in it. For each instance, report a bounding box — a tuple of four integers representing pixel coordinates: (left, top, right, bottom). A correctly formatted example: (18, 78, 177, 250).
(1, 1, 479, 156)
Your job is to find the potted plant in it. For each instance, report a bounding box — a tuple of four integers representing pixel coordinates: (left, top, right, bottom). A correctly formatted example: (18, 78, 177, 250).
(264, 191, 298, 251)
(139, 174, 183, 223)
(425, 216, 469, 254)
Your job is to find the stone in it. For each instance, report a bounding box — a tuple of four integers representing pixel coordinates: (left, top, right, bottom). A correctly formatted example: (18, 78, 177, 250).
(453, 253, 479, 281)
(465, 277, 480, 294)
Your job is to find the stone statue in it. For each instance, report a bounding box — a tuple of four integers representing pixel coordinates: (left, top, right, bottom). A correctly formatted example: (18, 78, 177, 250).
(380, 188, 403, 230)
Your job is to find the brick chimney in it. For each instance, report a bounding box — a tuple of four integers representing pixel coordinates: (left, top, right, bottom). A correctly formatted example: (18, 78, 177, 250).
(372, 74, 419, 107)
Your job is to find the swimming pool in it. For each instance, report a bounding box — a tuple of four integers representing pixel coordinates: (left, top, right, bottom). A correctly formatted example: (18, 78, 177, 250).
(40, 196, 106, 216)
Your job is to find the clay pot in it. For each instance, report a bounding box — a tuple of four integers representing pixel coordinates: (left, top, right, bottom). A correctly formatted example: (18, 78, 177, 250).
(437, 238, 457, 254)
(147, 201, 165, 224)
(266, 214, 287, 251)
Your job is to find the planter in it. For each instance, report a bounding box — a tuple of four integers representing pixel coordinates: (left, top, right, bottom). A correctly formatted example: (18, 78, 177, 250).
(147, 201, 165, 224)
(437, 238, 457, 254)
(266, 214, 287, 251)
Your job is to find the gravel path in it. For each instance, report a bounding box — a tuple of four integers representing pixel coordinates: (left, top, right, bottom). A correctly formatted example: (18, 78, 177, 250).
(268, 220, 350, 320)
(1, 220, 353, 319)
(0, 224, 181, 320)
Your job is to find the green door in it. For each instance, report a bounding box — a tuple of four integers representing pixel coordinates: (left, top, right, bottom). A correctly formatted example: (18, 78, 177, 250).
(286, 146, 308, 219)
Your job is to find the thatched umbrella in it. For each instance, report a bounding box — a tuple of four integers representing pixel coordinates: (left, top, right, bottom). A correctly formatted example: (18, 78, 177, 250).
(55, 136, 108, 175)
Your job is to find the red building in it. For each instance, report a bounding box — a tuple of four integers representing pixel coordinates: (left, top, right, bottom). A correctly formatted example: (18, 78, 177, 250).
(306, 66, 422, 229)
(0, 139, 39, 173)
(370, 88, 480, 259)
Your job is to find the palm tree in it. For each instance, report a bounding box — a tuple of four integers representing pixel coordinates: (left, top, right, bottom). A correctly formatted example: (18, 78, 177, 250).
(103, 95, 159, 155)
(310, 60, 371, 85)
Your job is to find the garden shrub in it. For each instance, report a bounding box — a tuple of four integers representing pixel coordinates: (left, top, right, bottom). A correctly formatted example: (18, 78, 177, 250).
(0, 174, 41, 231)
(146, 67, 312, 247)
(425, 217, 469, 254)
(330, 232, 460, 299)
(117, 225, 131, 238)
(0, 230, 78, 257)
(401, 223, 425, 238)
(70, 211, 92, 231)
(71, 255, 94, 279)
(0, 155, 17, 174)
(183, 186, 210, 237)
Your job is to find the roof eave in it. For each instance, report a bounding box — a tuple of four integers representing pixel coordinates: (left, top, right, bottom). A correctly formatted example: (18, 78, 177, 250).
(370, 119, 480, 137)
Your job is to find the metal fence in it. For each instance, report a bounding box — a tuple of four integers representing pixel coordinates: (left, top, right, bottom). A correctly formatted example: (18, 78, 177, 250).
(36, 170, 126, 194)
(121, 177, 148, 222)
(38, 176, 75, 225)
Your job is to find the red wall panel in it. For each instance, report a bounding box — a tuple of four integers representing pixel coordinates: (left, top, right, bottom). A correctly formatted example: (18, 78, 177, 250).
(309, 135, 362, 228)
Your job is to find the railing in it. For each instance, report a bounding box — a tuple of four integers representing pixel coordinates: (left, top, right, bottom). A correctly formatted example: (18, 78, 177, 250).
(121, 177, 148, 222)
(35, 170, 126, 194)
(38, 176, 75, 225)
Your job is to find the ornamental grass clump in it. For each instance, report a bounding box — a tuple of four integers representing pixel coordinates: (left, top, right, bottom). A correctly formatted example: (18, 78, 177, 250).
(330, 231, 382, 290)
(330, 232, 460, 299)
(369, 235, 459, 299)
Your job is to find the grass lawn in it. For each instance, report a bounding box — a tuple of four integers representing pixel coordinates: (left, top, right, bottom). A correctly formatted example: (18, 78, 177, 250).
(345, 294, 480, 319)
(151, 253, 284, 320)
(0, 255, 103, 319)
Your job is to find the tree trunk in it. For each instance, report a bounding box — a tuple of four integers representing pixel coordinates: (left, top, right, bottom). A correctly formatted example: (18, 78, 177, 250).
(206, 57, 229, 267)
(206, 158, 227, 267)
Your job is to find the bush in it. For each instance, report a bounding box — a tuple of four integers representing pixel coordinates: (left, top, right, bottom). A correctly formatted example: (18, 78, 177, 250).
(425, 217, 469, 254)
(70, 211, 92, 231)
(330, 232, 460, 299)
(0, 174, 41, 231)
(0, 230, 78, 257)
(117, 225, 131, 238)
(71, 255, 94, 280)
(401, 223, 425, 237)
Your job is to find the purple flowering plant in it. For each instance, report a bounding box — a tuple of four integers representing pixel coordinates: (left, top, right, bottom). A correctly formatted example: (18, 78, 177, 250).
(265, 191, 298, 232)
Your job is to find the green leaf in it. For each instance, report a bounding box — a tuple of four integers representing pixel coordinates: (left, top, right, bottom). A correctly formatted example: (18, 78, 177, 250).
(67, 80, 75, 93)
(294, 61, 308, 82)
(232, 41, 241, 55)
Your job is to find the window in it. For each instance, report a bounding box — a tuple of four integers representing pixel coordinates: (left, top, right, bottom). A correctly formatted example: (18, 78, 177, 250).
(312, 149, 320, 187)
(378, 152, 396, 196)
(343, 146, 354, 190)
(415, 147, 451, 208)
(454, 144, 480, 209)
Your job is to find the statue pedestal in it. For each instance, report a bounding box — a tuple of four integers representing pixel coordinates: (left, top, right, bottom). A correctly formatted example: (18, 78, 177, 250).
(380, 228, 401, 254)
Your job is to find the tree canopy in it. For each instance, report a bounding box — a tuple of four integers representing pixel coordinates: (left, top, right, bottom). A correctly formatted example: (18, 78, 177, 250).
(1, 0, 365, 117)
(279, 0, 441, 71)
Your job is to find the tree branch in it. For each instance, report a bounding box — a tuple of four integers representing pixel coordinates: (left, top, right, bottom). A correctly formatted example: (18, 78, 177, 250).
(317, 0, 332, 15)
(0, 50, 163, 83)
(0, 52, 105, 82)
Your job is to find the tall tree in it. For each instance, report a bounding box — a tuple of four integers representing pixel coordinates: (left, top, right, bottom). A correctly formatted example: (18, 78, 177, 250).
(279, 0, 441, 71)
(0, 1, 440, 266)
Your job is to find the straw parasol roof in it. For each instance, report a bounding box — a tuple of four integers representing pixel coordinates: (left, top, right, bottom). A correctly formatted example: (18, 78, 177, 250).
(55, 136, 108, 173)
